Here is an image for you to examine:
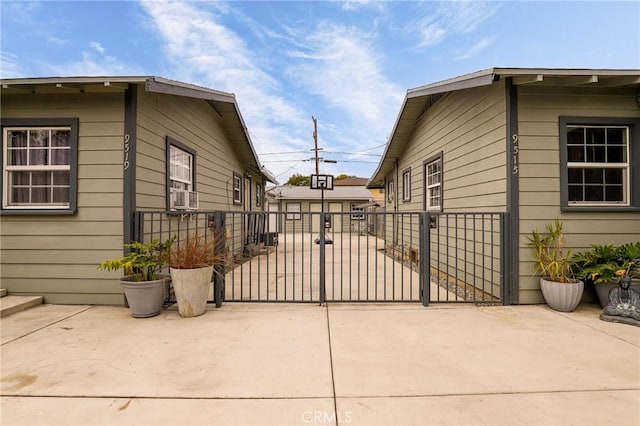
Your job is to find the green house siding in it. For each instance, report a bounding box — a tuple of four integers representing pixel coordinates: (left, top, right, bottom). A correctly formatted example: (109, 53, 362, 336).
(0, 92, 126, 305)
(517, 85, 640, 304)
(382, 83, 508, 300)
(391, 82, 507, 215)
(136, 89, 253, 211)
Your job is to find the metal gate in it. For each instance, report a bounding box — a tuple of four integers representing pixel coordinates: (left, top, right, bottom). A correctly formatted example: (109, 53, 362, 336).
(134, 210, 507, 306)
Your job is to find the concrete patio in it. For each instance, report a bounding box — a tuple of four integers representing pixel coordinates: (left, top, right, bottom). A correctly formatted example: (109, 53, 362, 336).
(1, 302, 639, 425)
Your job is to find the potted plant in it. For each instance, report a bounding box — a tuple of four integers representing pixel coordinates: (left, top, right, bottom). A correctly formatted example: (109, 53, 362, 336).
(168, 231, 226, 317)
(98, 238, 174, 318)
(527, 219, 584, 312)
(573, 242, 640, 307)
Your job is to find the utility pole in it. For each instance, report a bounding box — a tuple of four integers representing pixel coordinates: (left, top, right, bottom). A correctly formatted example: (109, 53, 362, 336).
(312, 116, 319, 174)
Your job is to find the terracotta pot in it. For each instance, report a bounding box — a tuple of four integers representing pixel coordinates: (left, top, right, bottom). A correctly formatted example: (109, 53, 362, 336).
(540, 278, 584, 312)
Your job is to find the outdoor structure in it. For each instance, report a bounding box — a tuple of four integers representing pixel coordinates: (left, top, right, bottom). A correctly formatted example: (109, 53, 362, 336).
(265, 184, 373, 235)
(0, 76, 275, 305)
(368, 67, 640, 305)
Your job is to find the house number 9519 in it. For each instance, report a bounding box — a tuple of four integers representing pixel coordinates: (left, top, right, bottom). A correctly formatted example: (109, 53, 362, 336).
(123, 134, 131, 170)
(512, 133, 519, 175)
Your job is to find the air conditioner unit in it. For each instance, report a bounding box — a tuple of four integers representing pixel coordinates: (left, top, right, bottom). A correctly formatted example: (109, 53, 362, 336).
(171, 190, 199, 210)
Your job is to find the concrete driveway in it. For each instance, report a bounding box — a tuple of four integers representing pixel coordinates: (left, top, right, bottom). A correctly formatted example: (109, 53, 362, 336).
(1, 302, 639, 425)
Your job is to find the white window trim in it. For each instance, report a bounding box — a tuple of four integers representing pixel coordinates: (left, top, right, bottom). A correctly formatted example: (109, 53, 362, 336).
(426, 157, 442, 211)
(402, 169, 411, 202)
(169, 145, 194, 191)
(3, 126, 72, 210)
(233, 173, 243, 204)
(286, 202, 301, 220)
(566, 125, 630, 207)
(351, 203, 365, 220)
(256, 183, 262, 207)
(387, 180, 394, 202)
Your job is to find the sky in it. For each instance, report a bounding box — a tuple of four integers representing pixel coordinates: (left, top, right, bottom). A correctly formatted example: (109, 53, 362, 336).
(1, 1, 639, 183)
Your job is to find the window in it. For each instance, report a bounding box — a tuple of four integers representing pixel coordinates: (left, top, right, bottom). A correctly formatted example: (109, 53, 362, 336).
(387, 180, 394, 202)
(166, 137, 196, 210)
(402, 168, 411, 201)
(424, 153, 443, 211)
(351, 203, 364, 220)
(233, 172, 243, 204)
(169, 145, 193, 191)
(2, 118, 78, 213)
(256, 183, 262, 207)
(286, 202, 301, 220)
(560, 117, 639, 210)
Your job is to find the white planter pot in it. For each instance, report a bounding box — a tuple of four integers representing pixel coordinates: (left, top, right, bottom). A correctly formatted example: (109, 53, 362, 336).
(170, 266, 213, 317)
(540, 278, 584, 312)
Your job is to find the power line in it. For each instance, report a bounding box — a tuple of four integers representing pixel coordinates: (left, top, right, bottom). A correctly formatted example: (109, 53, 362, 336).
(259, 150, 310, 156)
(324, 151, 381, 156)
(257, 143, 386, 156)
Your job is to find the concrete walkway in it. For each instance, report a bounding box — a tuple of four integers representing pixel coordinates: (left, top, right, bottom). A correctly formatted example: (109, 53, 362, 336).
(1, 302, 639, 425)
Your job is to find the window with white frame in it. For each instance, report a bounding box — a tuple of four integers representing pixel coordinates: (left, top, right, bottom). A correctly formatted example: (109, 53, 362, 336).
(166, 137, 197, 210)
(2, 122, 77, 211)
(169, 145, 193, 191)
(387, 180, 394, 202)
(256, 183, 262, 207)
(286, 202, 301, 220)
(565, 124, 629, 206)
(350, 202, 364, 220)
(402, 168, 411, 201)
(233, 172, 243, 204)
(425, 154, 442, 211)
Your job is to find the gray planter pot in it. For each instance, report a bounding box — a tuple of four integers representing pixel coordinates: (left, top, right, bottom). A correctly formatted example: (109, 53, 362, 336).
(170, 266, 213, 317)
(595, 279, 640, 308)
(540, 278, 584, 312)
(121, 276, 167, 318)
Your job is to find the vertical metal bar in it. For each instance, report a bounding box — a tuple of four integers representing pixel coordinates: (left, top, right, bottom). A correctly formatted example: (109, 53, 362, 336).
(366, 212, 370, 300)
(482, 213, 486, 303)
(319, 211, 326, 304)
(213, 211, 225, 308)
(501, 213, 509, 304)
(309, 215, 313, 301)
(420, 212, 430, 306)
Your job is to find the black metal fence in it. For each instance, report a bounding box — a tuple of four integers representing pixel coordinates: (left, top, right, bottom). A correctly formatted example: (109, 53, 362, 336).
(133, 210, 507, 306)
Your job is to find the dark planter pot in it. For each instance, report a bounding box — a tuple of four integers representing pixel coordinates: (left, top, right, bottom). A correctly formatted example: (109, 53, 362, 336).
(540, 278, 584, 312)
(595, 279, 640, 308)
(121, 276, 168, 318)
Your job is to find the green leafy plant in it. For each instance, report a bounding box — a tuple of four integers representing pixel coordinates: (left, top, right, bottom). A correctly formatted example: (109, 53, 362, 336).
(98, 238, 174, 281)
(169, 230, 227, 270)
(573, 242, 640, 284)
(527, 219, 578, 283)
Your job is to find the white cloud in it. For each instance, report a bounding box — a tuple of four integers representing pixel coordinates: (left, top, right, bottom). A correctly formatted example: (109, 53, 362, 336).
(454, 36, 496, 60)
(417, 24, 447, 48)
(339, 0, 387, 13)
(46, 51, 144, 76)
(139, 1, 401, 178)
(409, 1, 499, 50)
(89, 41, 105, 54)
(0, 52, 25, 78)
(286, 21, 404, 147)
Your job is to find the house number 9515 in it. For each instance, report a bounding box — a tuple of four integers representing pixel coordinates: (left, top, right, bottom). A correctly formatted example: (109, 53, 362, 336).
(512, 133, 519, 175)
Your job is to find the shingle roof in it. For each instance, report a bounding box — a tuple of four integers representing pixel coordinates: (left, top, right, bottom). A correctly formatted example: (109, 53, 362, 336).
(334, 177, 368, 186)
